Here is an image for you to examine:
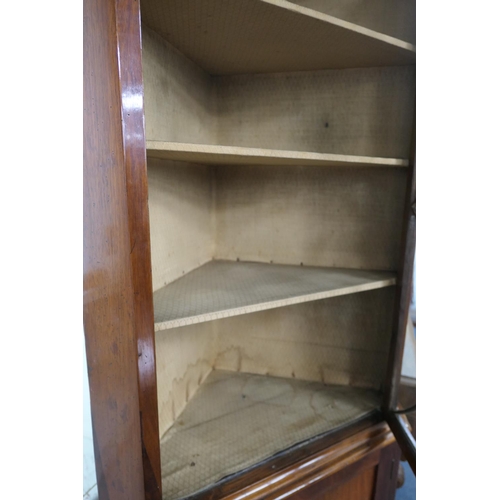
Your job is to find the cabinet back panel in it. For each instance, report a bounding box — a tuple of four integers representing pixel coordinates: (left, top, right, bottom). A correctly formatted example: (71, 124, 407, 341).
(142, 29, 414, 159)
(214, 165, 406, 271)
(142, 26, 216, 145)
(148, 158, 214, 291)
(214, 287, 395, 389)
(155, 322, 217, 437)
(288, 0, 415, 44)
(215, 66, 414, 158)
(156, 287, 393, 437)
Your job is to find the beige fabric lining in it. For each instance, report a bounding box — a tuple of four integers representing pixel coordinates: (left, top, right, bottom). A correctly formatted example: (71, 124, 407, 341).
(153, 260, 395, 331)
(141, 0, 414, 75)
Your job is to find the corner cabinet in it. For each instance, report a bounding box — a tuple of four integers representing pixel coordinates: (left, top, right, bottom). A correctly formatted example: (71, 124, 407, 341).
(83, 1, 416, 499)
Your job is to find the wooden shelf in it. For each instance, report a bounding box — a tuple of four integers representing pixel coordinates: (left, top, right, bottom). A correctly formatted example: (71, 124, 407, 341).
(147, 141, 409, 168)
(160, 369, 381, 499)
(141, 0, 415, 75)
(153, 260, 396, 331)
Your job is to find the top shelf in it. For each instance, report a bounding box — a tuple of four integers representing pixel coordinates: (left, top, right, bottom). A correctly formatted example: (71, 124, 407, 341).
(141, 0, 416, 75)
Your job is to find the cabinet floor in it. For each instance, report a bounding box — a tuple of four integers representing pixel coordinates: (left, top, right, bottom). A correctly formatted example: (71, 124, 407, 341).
(160, 370, 381, 499)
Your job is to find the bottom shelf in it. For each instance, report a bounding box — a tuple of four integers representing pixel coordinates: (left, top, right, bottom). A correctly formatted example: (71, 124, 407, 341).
(160, 370, 381, 499)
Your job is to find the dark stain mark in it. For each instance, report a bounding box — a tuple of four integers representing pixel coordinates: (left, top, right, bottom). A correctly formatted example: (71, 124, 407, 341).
(190, 462, 196, 467)
(107, 397, 117, 410)
(325, 122, 329, 128)
(111, 342, 119, 355)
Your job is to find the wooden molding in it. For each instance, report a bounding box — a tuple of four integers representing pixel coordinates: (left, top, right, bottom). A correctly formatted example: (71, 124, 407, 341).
(115, 0, 162, 497)
(217, 422, 395, 500)
(83, 0, 146, 497)
(83, 0, 161, 497)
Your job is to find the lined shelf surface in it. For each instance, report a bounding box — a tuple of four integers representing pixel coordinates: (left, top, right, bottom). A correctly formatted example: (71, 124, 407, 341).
(160, 370, 381, 500)
(141, 0, 415, 75)
(147, 141, 409, 168)
(153, 260, 396, 331)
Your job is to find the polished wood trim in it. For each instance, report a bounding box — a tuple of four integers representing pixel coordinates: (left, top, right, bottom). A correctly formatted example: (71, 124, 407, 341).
(331, 465, 377, 500)
(83, 0, 145, 497)
(282, 454, 378, 499)
(184, 414, 386, 500)
(386, 413, 416, 475)
(191, 412, 382, 499)
(217, 421, 396, 500)
(115, 0, 162, 497)
(372, 441, 401, 500)
(291, 440, 400, 500)
(296, 461, 377, 500)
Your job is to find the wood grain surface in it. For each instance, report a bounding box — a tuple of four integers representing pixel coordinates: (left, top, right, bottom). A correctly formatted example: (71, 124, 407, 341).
(211, 421, 396, 500)
(115, 0, 162, 496)
(83, 0, 146, 497)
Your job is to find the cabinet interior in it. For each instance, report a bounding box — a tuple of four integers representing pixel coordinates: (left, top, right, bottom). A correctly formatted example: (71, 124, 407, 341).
(140, 1, 415, 498)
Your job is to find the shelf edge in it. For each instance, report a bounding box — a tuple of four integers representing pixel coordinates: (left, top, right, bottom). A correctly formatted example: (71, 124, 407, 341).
(154, 277, 396, 332)
(146, 141, 409, 168)
(264, 0, 416, 54)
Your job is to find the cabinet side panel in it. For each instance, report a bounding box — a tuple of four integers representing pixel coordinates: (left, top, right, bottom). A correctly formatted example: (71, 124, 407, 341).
(288, 0, 415, 44)
(155, 323, 217, 437)
(215, 66, 415, 158)
(214, 288, 395, 389)
(148, 159, 214, 291)
(214, 165, 406, 271)
(142, 26, 216, 144)
(115, 0, 162, 495)
(83, 0, 145, 497)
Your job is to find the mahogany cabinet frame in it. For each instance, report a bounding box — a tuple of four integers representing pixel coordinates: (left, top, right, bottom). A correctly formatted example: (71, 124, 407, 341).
(84, 0, 161, 497)
(83, 0, 416, 498)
